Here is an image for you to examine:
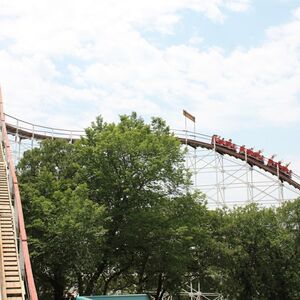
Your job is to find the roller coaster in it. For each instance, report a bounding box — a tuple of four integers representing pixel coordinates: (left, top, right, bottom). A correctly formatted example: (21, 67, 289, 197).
(0, 88, 300, 299)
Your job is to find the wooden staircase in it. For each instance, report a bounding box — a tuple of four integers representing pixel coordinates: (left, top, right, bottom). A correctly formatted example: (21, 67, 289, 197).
(0, 146, 24, 300)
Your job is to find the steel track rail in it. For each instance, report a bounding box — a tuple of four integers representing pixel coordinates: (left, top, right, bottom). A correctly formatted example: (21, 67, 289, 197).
(4, 114, 300, 192)
(178, 137, 300, 191)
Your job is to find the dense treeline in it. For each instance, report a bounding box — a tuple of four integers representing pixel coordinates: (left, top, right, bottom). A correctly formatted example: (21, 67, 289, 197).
(17, 113, 300, 300)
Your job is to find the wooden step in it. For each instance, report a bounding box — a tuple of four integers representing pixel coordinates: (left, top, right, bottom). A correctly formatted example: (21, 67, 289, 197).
(5, 276, 21, 283)
(6, 289, 23, 295)
(4, 259, 18, 264)
(1, 226, 14, 230)
(2, 239, 15, 246)
(0, 223, 13, 227)
(0, 206, 11, 210)
(1, 230, 14, 234)
(0, 149, 24, 300)
(5, 272, 20, 277)
(1, 233, 15, 238)
(5, 266, 19, 272)
(6, 281, 21, 288)
(3, 253, 18, 258)
(3, 262, 19, 267)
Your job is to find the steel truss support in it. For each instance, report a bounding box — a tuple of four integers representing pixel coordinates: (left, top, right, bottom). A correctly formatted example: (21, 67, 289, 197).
(159, 281, 224, 300)
(182, 281, 224, 300)
(185, 146, 300, 208)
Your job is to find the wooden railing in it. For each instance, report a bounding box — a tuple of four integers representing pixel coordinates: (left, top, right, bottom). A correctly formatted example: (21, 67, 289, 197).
(0, 88, 38, 300)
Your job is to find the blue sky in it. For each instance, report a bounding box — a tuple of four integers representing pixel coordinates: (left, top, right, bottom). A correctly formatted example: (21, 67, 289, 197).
(143, 0, 299, 51)
(0, 0, 300, 173)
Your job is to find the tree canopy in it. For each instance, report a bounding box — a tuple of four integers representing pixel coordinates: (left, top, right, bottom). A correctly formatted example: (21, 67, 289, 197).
(17, 113, 300, 300)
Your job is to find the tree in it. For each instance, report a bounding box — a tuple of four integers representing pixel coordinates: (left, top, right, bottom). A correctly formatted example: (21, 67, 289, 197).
(18, 113, 205, 299)
(18, 115, 300, 300)
(276, 198, 300, 299)
(211, 203, 300, 300)
(18, 140, 106, 300)
(77, 113, 203, 297)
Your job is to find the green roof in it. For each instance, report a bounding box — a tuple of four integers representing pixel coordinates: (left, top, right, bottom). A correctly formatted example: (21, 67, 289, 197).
(77, 294, 151, 300)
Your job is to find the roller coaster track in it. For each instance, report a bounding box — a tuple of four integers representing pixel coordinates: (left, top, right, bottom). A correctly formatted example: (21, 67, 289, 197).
(4, 113, 300, 192)
(0, 90, 38, 300)
(173, 131, 300, 192)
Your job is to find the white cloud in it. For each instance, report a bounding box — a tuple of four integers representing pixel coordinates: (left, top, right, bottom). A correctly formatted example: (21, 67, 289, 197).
(224, 0, 251, 12)
(0, 0, 300, 137)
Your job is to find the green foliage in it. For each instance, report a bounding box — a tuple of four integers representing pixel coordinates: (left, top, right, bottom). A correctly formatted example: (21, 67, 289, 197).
(18, 114, 205, 300)
(18, 140, 106, 300)
(77, 113, 201, 296)
(17, 115, 300, 300)
(208, 202, 300, 299)
(276, 199, 300, 299)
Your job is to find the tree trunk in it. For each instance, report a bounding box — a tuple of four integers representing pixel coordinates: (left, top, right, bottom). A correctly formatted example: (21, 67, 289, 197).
(137, 255, 149, 293)
(51, 273, 65, 300)
(102, 260, 133, 294)
(155, 273, 163, 300)
(77, 273, 83, 295)
(84, 261, 106, 295)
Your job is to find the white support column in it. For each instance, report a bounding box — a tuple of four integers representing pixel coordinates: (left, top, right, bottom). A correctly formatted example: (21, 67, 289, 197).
(246, 165, 254, 203)
(219, 154, 226, 206)
(214, 149, 220, 207)
(18, 137, 22, 162)
(278, 181, 284, 203)
(31, 124, 35, 149)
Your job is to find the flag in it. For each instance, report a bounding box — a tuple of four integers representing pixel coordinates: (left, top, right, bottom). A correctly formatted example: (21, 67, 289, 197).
(183, 110, 195, 122)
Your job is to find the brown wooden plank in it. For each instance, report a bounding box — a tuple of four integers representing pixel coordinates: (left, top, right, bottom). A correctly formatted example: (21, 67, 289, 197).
(3, 249, 17, 253)
(3, 257, 18, 262)
(6, 282, 21, 288)
(3, 252, 17, 257)
(5, 277, 21, 282)
(3, 267, 19, 271)
(2, 241, 16, 246)
(6, 297, 23, 300)
(5, 288, 22, 294)
(2, 238, 15, 242)
(3, 261, 18, 266)
(5, 272, 20, 277)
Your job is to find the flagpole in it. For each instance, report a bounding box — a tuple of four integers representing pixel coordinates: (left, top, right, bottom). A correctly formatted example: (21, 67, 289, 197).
(183, 109, 196, 186)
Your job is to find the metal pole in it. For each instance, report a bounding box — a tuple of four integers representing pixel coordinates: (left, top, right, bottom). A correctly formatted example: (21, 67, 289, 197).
(215, 151, 220, 207)
(31, 125, 35, 149)
(194, 121, 197, 187)
(220, 155, 225, 206)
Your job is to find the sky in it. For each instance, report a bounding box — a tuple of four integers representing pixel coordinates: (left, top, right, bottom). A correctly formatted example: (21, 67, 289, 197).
(0, 0, 300, 173)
